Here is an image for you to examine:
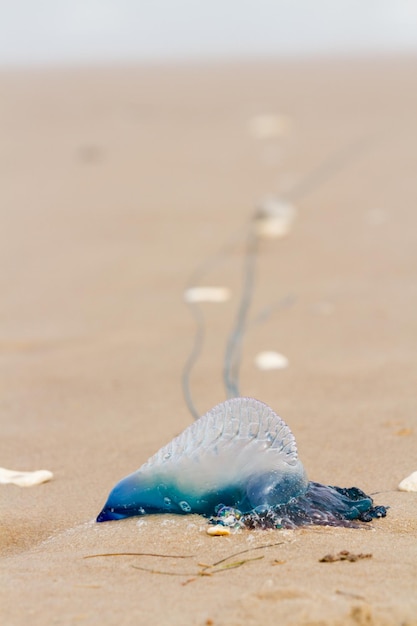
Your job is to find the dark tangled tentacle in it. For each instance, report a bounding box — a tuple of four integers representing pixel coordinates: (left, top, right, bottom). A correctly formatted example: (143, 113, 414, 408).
(213, 481, 387, 530)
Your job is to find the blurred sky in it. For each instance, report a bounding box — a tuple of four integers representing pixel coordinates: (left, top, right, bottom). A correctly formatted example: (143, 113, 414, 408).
(0, 0, 417, 66)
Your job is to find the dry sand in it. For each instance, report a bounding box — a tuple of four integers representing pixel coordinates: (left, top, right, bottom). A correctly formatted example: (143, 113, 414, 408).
(0, 58, 416, 625)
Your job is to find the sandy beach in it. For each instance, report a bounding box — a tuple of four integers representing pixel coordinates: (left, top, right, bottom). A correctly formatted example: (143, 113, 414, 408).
(1, 57, 417, 625)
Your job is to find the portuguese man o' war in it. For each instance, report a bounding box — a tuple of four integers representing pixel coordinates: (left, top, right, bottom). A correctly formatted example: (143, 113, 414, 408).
(97, 397, 387, 529)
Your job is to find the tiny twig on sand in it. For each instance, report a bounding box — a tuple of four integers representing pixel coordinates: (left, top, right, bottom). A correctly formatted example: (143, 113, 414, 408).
(132, 555, 265, 577)
(84, 552, 192, 559)
(84, 541, 285, 582)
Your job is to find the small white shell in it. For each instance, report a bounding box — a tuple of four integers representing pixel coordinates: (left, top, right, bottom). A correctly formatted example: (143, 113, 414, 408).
(184, 287, 231, 303)
(206, 526, 231, 536)
(0, 467, 53, 487)
(398, 471, 417, 492)
(255, 351, 289, 371)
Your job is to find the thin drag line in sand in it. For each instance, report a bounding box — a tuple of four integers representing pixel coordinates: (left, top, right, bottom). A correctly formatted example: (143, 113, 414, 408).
(181, 135, 375, 420)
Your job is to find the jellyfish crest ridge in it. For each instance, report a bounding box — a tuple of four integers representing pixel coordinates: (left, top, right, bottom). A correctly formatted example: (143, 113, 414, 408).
(143, 396, 300, 473)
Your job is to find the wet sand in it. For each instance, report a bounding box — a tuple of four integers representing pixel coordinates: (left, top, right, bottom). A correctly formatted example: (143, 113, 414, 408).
(0, 58, 417, 625)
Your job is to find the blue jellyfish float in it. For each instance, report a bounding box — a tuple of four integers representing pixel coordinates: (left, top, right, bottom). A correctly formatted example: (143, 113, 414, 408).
(97, 397, 386, 529)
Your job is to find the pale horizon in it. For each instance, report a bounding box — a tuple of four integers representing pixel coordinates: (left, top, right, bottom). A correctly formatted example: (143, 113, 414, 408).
(1, 0, 417, 67)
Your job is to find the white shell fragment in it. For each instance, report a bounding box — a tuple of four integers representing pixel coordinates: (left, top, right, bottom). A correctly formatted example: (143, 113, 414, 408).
(0, 467, 53, 487)
(184, 287, 231, 303)
(248, 114, 292, 139)
(254, 198, 297, 238)
(206, 525, 231, 536)
(255, 351, 289, 371)
(398, 471, 417, 492)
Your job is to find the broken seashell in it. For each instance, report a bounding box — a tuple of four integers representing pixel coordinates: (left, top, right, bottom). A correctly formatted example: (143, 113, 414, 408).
(184, 287, 231, 303)
(0, 467, 53, 487)
(255, 351, 289, 371)
(206, 525, 231, 536)
(398, 471, 417, 492)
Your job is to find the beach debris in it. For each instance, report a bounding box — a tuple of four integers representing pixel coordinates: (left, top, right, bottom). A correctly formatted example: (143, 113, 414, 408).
(254, 198, 297, 238)
(248, 114, 292, 139)
(84, 552, 192, 560)
(398, 471, 417, 492)
(0, 467, 53, 487)
(96, 397, 387, 529)
(335, 589, 366, 600)
(85, 542, 286, 584)
(319, 550, 372, 563)
(395, 427, 413, 437)
(206, 525, 231, 536)
(131, 554, 264, 579)
(255, 351, 289, 371)
(184, 286, 230, 303)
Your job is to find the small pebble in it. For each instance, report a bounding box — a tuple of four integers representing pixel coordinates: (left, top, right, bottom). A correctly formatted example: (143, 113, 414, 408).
(398, 471, 417, 492)
(255, 351, 289, 371)
(206, 526, 231, 536)
(254, 198, 297, 238)
(184, 287, 230, 303)
(0, 467, 53, 487)
(319, 550, 372, 563)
